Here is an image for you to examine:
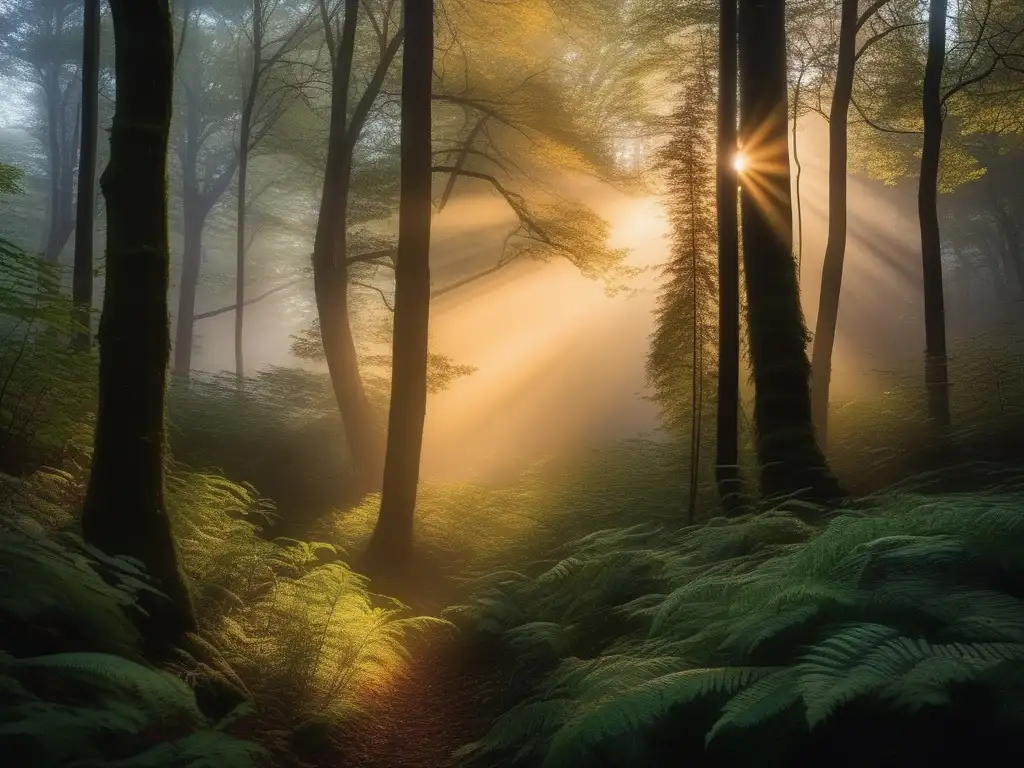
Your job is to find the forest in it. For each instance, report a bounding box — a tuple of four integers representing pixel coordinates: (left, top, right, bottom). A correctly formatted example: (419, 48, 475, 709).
(1, 0, 1023, 765)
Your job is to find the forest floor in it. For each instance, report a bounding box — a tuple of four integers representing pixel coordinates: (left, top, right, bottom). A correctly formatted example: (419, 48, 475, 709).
(336, 627, 502, 768)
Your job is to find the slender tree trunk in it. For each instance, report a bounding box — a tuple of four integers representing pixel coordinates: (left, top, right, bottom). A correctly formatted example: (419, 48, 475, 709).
(715, 0, 745, 512)
(366, 0, 434, 571)
(312, 0, 385, 494)
(810, 0, 858, 448)
(235, 135, 249, 381)
(83, 0, 197, 650)
(688, 151, 702, 525)
(738, 0, 841, 501)
(173, 204, 205, 376)
(919, 0, 951, 429)
(235, 1, 262, 382)
(72, 0, 101, 349)
(44, 78, 66, 263)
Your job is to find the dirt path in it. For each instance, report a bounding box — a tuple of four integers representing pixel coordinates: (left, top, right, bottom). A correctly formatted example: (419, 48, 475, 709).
(337, 629, 503, 768)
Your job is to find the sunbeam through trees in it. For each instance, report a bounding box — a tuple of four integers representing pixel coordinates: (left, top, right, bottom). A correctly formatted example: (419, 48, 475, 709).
(1, 0, 1024, 766)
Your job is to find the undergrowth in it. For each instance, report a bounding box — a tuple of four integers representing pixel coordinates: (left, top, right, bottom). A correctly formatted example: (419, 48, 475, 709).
(1, 437, 443, 766)
(448, 466, 1024, 766)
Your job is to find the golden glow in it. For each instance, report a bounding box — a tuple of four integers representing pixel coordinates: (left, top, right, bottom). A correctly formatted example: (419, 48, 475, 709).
(733, 153, 747, 173)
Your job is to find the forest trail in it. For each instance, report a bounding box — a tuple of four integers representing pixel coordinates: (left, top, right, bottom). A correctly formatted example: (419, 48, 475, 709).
(338, 628, 502, 768)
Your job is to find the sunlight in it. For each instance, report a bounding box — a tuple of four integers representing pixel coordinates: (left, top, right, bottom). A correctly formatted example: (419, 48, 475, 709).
(421, 194, 667, 483)
(733, 152, 747, 173)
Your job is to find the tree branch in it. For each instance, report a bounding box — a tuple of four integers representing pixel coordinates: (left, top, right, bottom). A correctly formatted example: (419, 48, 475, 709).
(194, 276, 304, 321)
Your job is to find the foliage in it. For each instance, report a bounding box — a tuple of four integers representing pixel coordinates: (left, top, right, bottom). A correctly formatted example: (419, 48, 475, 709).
(0, 507, 265, 768)
(0, 161, 23, 194)
(1, 437, 444, 764)
(0, 237, 96, 471)
(450, 470, 1024, 765)
(646, 46, 718, 437)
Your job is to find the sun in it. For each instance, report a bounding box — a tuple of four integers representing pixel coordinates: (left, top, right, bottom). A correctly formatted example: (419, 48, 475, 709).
(733, 153, 747, 173)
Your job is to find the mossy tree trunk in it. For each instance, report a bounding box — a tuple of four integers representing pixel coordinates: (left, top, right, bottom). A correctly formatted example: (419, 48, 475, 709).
(737, 0, 842, 502)
(365, 0, 434, 572)
(82, 0, 197, 649)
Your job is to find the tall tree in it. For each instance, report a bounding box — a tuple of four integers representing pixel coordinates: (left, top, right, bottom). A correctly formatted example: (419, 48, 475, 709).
(918, 0, 951, 429)
(311, 0, 403, 495)
(365, 0, 434, 570)
(647, 51, 717, 525)
(233, 0, 313, 380)
(716, 0, 744, 511)
(82, 0, 196, 647)
(171, 6, 240, 376)
(0, 0, 82, 262)
(71, 0, 101, 349)
(809, 0, 860, 447)
(810, 0, 901, 447)
(737, 0, 841, 501)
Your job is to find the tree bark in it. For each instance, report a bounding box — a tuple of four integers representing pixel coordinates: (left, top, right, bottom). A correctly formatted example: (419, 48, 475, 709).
(72, 0, 102, 349)
(715, 0, 745, 512)
(83, 0, 197, 650)
(810, 0, 858, 449)
(366, 0, 433, 571)
(738, 0, 842, 501)
(919, 0, 951, 429)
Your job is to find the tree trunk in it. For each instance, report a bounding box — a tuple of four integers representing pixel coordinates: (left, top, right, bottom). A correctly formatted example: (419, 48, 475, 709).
(72, 0, 101, 349)
(810, 0, 858, 449)
(738, 0, 841, 501)
(715, 0, 745, 512)
(688, 146, 703, 526)
(312, 0, 385, 495)
(366, 0, 434, 572)
(83, 0, 197, 650)
(235, 111, 253, 382)
(919, 0, 951, 429)
(235, 0, 262, 382)
(43, 73, 78, 265)
(173, 203, 205, 376)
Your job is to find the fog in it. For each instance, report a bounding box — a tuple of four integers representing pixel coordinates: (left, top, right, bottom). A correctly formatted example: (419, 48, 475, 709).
(177, 112, 999, 483)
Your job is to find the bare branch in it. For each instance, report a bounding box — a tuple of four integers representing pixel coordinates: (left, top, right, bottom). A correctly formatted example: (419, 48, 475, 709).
(194, 276, 305, 321)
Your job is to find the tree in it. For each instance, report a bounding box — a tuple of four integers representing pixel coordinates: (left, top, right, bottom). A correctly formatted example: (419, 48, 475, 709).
(919, 0, 950, 429)
(310, 0, 403, 495)
(232, 0, 314, 380)
(71, 0, 101, 349)
(365, 0, 433, 571)
(82, 0, 197, 648)
(807, 0, 858, 448)
(737, 0, 841, 501)
(0, 0, 82, 263)
(716, 0, 744, 511)
(647, 41, 717, 524)
(843, 0, 1023, 429)
(171, 5, 241, 376)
